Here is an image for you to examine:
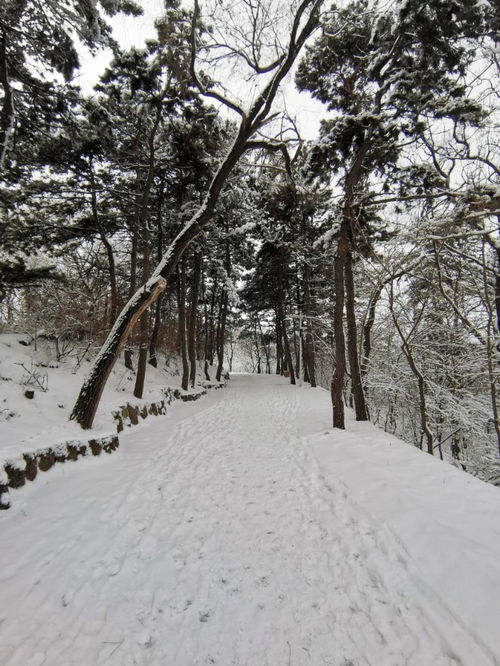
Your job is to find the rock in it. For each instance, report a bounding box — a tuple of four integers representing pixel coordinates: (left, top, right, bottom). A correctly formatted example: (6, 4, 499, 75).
(5, 462, 26, 488)
(23, 453, 38, 481)
(66, 444, 78, 460)
(0, 484, 10, 509)
(37, 450, 55, 472)
(54, 445, 67, 463)
(102, 436, 119, 453)
(127, 404, 139, 425)
(88, 439, 102, 456)
(24, 390, 35, 399)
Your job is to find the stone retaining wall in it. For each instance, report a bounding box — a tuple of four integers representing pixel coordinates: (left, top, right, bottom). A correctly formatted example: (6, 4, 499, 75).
(0, 385, 212, 510)
(0, 435, 119, 510)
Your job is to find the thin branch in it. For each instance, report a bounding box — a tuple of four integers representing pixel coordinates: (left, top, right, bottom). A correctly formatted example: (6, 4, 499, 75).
(190, 0, 246, 117)
(244, 139, 293, 175)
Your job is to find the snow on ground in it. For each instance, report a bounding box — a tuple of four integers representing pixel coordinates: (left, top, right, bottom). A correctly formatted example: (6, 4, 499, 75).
(0, 333, 190, 459)
(1, 374, 499, 665)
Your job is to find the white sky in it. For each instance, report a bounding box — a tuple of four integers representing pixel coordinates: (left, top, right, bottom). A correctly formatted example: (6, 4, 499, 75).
(76, 0, 326, 140)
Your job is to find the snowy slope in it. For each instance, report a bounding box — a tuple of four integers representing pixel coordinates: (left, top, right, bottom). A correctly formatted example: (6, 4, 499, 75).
(1, 374, 499, 665)
(0, 333, 192, 459)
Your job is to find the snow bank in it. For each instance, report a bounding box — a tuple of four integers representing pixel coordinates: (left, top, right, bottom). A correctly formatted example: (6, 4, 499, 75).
(300, 386, 500, 663)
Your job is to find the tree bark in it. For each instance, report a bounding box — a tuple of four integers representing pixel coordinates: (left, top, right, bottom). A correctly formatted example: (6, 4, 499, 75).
(361, 284, 383, 379)
(188, 251, 202, 387)
(133, 225, 150, 398)
(331, 229, 347, 428)
(124, 221, 138, 372)
(275, 311, 283, 375)
(303, 263, 316, 387)
(88, 160, 118, 330)
(344, 243, 368, 420)
(278, 300, 295, 385)
(0, 31, 15, 170)
(70, 279, 166, 428)
(133, 106, 163, 398)
(177, 257, 189, 391)
(257, 318, 271, 374)
(149, 177, 166, 368)
(148, 295, 162, 369)
(207, 278, 217, 366)
(216, 291, 228, 382)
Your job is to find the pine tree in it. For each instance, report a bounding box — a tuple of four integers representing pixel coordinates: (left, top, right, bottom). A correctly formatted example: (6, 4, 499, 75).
(296, 0, 490, 428)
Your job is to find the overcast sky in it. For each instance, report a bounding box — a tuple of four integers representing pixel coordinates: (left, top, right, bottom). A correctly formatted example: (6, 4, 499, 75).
(76, 0, 326, 140)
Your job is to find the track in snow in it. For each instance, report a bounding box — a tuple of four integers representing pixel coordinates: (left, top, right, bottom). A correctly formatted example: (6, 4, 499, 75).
(0, 374, 491, 665)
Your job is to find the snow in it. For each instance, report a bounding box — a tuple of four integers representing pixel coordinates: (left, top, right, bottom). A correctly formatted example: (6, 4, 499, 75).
(1, 374, 500, 665)
(0, 333, 185, 460)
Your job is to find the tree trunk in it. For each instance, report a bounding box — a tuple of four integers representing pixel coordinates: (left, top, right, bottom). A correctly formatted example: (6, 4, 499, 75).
(0, 31, 15, 171)
(133, 222, 150, 398)
(132, 106, 163, 398)
(124, 223, 138, 372)
(257, 318, 271, 374)
(148, 295, 162, 368)
(361, 284, 383, 379)
(344, 244, 368, 420)
(331, 228, 347, 429)
(278, 300, 295, 385)
(177, 257, 189, 391)
(303, 263, 316, 387)
(216, 291, 228, 382)
(88, 161, 118, 330)
(188, 251, 202, 387)
(275, 311, 282, 375)
(207, 278, 217, 366)
(149, 177, 166, 368)
(70, 279, 166, 428)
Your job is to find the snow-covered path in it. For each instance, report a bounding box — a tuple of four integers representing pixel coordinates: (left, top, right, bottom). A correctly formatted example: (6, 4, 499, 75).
(1, 375, 497, 665)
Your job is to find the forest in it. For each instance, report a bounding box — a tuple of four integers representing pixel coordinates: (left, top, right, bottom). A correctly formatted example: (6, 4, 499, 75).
(1, 0, 499, 483)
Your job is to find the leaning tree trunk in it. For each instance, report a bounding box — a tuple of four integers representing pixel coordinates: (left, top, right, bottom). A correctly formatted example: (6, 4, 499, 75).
(70, 0, 322, 428)
(69, 280, 166, 429)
